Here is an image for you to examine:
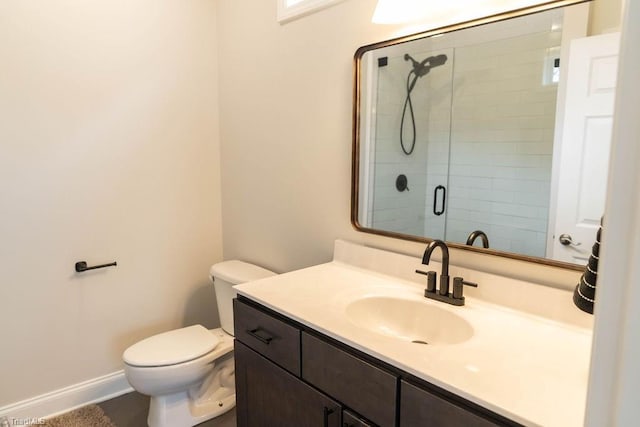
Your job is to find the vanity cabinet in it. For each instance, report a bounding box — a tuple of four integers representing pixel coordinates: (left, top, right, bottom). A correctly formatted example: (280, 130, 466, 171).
(343, 409, 374, 427)
(233, 296, 300, 376)
(302, 332, 397, 426)
(400, 380, 499, 427)
(234, 297, 519, 427)
(235, 341, 341, 427)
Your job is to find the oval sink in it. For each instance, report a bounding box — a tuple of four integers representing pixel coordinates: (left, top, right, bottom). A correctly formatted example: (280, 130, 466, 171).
(345, 296, 474, 345)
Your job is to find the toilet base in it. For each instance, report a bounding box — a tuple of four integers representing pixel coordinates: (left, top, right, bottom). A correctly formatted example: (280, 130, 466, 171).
(148, 392, 235, 427)
(147, 355, 236, 427)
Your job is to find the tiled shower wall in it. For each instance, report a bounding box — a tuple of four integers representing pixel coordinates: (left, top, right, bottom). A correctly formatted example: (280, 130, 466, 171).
(447, 31, 559, 257)
(371, 52, 452, 237)
(369, 20, 561, 257)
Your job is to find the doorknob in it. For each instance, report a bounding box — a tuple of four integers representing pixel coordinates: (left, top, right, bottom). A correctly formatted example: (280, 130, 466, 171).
(559, 234, 581, 247)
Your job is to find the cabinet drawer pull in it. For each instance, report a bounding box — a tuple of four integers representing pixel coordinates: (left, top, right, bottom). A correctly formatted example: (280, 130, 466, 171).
(323, 407, 335, 427)
(247, 328, 274, 345)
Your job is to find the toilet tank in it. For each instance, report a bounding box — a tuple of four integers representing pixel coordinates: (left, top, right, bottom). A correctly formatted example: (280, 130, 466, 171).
(209, 260, 276, 336)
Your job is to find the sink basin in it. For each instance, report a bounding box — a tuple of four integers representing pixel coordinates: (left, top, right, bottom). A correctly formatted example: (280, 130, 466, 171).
(345, 296, 474, 345)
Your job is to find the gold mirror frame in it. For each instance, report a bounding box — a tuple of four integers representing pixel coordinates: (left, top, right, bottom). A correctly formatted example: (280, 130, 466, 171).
(351, 0, 590, 272)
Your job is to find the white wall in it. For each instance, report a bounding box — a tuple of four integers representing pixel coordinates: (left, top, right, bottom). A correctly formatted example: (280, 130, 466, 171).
(217, 0, 391, 273)
(0, 0, 222, 408)
(589, 0, 623, 34)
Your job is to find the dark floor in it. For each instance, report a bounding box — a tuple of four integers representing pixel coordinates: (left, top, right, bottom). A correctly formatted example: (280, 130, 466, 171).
(97, 392, 236, 427)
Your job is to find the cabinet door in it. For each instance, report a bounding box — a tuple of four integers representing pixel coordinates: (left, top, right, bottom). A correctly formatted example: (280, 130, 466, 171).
(343, 409, 375, 427)
(235, 341, 341, 427)
(302, 332, 397, 427)
(400, 381, 503, 427)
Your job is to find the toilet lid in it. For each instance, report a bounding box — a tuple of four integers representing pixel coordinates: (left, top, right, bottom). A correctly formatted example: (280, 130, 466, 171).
(123, 325, 219, 367)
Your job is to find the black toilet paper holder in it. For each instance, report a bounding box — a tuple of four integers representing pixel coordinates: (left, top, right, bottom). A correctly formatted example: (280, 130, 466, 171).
(75, 261, 117, 273)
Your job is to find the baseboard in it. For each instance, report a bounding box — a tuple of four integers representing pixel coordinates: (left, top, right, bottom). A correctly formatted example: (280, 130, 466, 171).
(0, 371, 133, 421)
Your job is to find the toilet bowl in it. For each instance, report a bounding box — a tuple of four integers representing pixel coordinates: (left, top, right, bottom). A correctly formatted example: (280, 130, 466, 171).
(122, 261, 276, 427)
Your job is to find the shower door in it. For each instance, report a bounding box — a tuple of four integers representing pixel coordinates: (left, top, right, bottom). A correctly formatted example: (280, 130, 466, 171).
(366, 48, 454, 239)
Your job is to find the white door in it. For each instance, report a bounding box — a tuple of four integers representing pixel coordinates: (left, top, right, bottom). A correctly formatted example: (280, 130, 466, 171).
(550, 33, 620, 263)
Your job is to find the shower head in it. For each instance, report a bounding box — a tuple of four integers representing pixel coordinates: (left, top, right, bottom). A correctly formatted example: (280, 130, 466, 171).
(400, 52, 450, 155)
(427, 54, 448, 68)
(404, 53, 448, 77)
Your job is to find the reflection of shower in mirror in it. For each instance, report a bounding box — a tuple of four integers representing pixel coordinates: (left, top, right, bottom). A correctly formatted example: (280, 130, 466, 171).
(353, 2, 617, 269)
(401, 53, 448, 155)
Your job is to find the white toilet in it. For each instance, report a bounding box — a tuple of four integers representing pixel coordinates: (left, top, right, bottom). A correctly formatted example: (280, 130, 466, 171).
(123, 260, 276, 427)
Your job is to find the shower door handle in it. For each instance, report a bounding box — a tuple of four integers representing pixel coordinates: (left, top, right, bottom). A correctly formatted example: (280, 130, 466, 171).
(433, 185, 446, 216)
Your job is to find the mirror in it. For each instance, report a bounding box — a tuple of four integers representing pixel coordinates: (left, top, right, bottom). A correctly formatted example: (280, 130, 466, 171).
(352, 1, 616, 270)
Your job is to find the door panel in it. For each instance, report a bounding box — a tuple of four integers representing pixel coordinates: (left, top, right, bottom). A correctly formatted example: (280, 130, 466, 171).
(550, 33, 619, 263)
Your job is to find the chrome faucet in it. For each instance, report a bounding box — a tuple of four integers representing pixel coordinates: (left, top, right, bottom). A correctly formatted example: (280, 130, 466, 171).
(466, 230, 489, 248)
(416, 239, 478, 306)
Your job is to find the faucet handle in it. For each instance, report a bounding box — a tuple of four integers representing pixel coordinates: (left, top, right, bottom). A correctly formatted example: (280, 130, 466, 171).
(452, 277, 478, 300)
(416, 270, 437, 293)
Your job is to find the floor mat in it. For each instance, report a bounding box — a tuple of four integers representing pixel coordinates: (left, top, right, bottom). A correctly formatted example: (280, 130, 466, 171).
(44, 405, 116, 427)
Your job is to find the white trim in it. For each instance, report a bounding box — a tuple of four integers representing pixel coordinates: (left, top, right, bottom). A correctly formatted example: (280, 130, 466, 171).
(359, 52, 378, 227)
(277, 0, 346, 23)
(0, 371, 133, 421)
(585, 0, 640, 425)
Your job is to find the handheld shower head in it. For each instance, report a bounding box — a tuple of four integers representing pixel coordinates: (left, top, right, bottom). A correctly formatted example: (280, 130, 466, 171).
(405, 53, 448, 78)
(400, 52, 449, 156)
(404, 53, 448, 93)
(427, 54, 448, 68)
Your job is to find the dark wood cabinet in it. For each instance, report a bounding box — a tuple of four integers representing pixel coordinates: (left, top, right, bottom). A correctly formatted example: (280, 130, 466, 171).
(302, 332, 397, 427)
(233, 298, 301, 375)
(343, 409, 375, 427)
(235, 341, 341, 427)
(234, 297, 518, 427)
(400, 380, 501, 427)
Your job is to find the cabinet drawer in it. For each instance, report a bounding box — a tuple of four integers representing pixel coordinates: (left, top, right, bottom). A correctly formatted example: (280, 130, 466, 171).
(400, 380, 502, 427)
(302, 332, 397, 427)
(234, 299, 300, 376)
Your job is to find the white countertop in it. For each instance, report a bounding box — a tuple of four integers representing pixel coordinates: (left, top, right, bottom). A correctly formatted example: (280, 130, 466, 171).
(234, 244, 592, 427)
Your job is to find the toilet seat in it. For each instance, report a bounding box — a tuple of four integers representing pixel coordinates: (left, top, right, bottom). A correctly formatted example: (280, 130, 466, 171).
(124, 325, 220, 367)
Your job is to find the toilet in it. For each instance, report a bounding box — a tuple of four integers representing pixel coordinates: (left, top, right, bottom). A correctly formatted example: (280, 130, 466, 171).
(123, 260, 276, 427)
